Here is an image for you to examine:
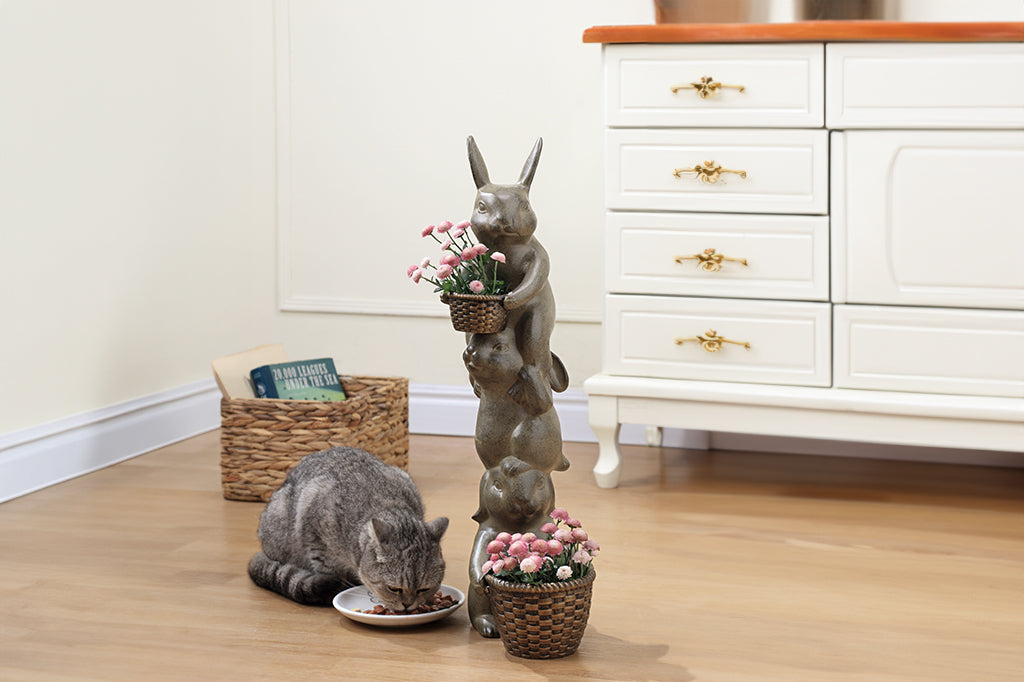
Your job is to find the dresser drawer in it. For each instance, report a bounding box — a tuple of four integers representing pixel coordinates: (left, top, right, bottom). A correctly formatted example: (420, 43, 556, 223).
(606, 212, 829, 301)
(605, 295, 831, 387)
(832, 130, 1024, 310)
(826, 43, 1024, 129)
(606, 128, 828, 214)
(834, 305, 1024, 398)
(605, 43, 825, 128)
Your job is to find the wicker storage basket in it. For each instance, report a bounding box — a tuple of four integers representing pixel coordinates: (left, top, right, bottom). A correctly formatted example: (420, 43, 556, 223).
(441, 292, 507, 334)
(484, 570, 596, 659)
(220, 375, 408, 502)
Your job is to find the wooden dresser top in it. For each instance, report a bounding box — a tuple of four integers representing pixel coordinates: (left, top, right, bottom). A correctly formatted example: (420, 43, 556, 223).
(583, 21, 1024, 44)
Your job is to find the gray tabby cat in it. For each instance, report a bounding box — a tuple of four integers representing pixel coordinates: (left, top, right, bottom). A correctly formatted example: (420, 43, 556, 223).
(248, 447, 449, 610)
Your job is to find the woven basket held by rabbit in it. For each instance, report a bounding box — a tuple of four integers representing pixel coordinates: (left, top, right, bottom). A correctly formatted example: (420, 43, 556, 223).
(467, 136, 559, 419)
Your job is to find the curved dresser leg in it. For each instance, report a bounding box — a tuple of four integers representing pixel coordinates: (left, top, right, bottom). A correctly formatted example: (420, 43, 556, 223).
(588, 395, 622, 488)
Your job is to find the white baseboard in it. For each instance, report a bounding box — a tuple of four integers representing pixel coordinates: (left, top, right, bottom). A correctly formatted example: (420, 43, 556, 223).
(408, 383, 704, 448)
(5, 379, 1016, 503)
(0, 379, 222, 503)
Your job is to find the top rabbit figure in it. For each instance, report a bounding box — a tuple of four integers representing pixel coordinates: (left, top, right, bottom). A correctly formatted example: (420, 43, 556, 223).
(467, 136, 559, 417)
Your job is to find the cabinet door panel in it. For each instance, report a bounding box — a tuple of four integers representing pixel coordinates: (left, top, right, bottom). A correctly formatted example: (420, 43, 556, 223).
(606, 212, 829, 300)
(607, 43, 824, 128)
(605, 295, 831, 387)
(835, 305, 1024, 398)
(607, 129, 828, 214)
(835, 131, 1024, 310)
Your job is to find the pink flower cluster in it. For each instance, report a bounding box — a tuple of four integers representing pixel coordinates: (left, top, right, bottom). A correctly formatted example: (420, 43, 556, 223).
(481, 508, 600, 585)
(407, 220, 507, 296)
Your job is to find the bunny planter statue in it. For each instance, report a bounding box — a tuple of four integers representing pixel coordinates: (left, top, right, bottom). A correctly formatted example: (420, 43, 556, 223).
(460, 137, 578, 639)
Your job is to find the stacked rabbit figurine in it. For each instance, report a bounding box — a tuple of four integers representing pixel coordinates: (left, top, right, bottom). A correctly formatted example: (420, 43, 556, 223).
(461, 136, 571, 637)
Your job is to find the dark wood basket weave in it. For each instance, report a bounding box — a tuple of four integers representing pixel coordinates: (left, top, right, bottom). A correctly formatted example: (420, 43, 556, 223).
(219, 375, 408, 502)
(484, 570, 596, 659)
(441, 292, 507, 334)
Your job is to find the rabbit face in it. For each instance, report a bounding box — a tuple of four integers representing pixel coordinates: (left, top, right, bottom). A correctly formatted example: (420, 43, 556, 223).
(471, 186, 537, 245)
(463, 329, 522, 389)
(474, 456, 554, 528)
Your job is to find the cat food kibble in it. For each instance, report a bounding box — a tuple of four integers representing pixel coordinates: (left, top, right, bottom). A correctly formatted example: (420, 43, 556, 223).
(354, 592, 455, 615)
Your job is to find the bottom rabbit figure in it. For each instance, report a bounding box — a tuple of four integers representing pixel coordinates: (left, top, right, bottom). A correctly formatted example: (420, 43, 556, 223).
(467, 455, 555, 637)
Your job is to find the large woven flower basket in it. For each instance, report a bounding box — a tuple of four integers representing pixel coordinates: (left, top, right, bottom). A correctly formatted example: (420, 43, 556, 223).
(219, 376, 408, 502)
(484, 570, 596, 659)
(441, 292, 507, 334)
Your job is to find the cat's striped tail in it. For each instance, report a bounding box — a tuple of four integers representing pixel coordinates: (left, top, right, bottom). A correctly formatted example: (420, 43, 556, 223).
(247, 552, 346, 606)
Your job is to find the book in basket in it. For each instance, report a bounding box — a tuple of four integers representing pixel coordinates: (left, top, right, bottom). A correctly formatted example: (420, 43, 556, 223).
(250, 358, 347, 401)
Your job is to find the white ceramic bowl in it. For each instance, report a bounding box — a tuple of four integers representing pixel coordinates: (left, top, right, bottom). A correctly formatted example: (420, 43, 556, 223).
(332, 584, 465, 627)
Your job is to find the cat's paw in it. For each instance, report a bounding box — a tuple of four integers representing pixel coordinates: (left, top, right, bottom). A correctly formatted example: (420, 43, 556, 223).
(472, 613, 500, 638)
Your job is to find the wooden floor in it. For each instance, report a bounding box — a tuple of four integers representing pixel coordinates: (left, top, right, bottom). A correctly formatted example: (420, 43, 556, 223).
(1, 432, 1023, 681)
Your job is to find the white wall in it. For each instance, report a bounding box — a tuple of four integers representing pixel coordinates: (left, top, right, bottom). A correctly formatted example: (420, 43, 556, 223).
(2, 0, 1020, 442)
(0, 0, 281, 432)
(0, 0, 651, 435)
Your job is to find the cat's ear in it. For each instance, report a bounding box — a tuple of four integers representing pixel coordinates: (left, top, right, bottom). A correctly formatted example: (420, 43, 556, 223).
(370, 517, 393, 543)
(517, 137, 543, 190)
(426, 517, 449, 541)
(467, 135, 490, 189)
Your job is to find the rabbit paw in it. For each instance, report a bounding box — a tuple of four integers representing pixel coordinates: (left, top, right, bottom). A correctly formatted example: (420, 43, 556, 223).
(507, 369, 553, 417)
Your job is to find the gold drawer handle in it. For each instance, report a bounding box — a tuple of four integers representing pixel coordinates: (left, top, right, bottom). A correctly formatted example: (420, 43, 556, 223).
(673, 160, 747, 184)
(674, 329, 750, 353)
(675, 248, 748, 272)
(670, 76, 746, 99)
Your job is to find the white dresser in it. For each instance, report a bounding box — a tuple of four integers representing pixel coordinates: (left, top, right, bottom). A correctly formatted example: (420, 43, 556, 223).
(583, 23, 1024, 488)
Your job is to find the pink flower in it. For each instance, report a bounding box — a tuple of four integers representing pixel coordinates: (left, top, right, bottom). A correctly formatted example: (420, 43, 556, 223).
(436, 220, 453, 233)
(436, 264, 453, 280)
(556, 566, 573, 581)
(441, 252, 460, 267)
(481, 560, 494, 574)
(547, 539, 563, 555)
(495, 532, 512, 544)
(530, 539, 549, 554)
(583, 539, 600, 554)
(502, 557, 517, 571)
(411, 269, 423, 284)
(540, 522, 557, 534)
(567, 518, 582, 528)
(490, 553, 501, 562)
(468, 280, 485, 294)
(571, 528, 588, 543)
(420, 257, 431, 269)
(421, 224, 435, 237)
(507, 540, 529, 558)
(491, 252, 507, 264)
(440, 237, 453, 251)
(551, 508, 570, 522)
(519, 556, 541, 573)
(406, 264, 418, 277)
(572, 549, 592, 565)
(461, 247, 477, 261)
(553, 528, 573, 544)
(486, 539, 506, 554)
(474, 244, 488, 257)
(521, 533, 537, 544)
(451, 226, 466, 238)
(455, 220, 471, 230)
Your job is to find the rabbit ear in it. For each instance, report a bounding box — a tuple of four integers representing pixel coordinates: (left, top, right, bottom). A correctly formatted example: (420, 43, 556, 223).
(517, 137, 543, 189)
(467, 135, 490, 189)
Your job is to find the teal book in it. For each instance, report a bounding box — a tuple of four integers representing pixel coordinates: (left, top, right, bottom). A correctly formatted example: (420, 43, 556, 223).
(250, 358, 347, 401)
